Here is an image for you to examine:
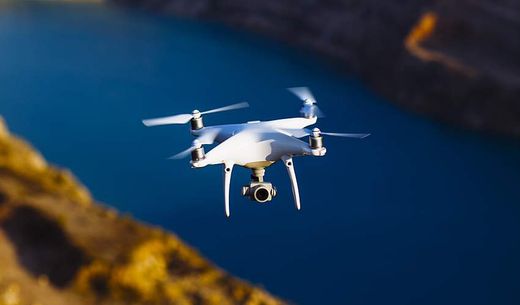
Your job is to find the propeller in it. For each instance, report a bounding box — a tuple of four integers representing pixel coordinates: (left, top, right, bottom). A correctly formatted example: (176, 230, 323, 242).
(287, 87, 324, 118)
(317, 131, 370, 138)
(279, 127, 370, 139)
(288, 87, 316, 102)
(143, 102, 249, 127)
(169, 140, 201, 159)
(168, 129, 220, 159)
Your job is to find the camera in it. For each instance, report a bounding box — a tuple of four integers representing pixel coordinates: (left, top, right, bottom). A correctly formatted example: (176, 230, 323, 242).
(241, 181, 277, 203)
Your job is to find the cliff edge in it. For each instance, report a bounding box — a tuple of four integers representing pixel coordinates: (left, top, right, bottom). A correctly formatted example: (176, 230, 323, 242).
(111, 0, 520, 136)
(0, 117, 285, 305)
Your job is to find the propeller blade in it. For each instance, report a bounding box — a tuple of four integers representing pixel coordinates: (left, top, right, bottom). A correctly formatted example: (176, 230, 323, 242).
(168, 146, 194, 159)
(277, 128, 370, 139)
(300, 104, 325, 118)
(321, 132, 371, 138)
(168, 128, 219, 160)
(201, 102, 249, 115)
(168, 129, 218, 160)
(168, 140, 202, 160)
(196, 129, 219, 145)
(143, 102, 248, 127)
(142, 113, 193, 127)
(276, 128, 310, 138)
(288, 87, 316, 103)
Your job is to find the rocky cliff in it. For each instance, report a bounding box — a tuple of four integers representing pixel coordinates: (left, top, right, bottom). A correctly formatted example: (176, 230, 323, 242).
(0, 117, 284, 305)
(110, 0, 520, 136)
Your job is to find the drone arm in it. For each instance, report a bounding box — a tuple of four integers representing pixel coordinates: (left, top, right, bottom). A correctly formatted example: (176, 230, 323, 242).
(282, 156, 301, 210)
(223, 162, 234, 217)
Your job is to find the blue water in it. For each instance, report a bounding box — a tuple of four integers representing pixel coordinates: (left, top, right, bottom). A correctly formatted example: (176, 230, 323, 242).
(1, 3, 520, 305)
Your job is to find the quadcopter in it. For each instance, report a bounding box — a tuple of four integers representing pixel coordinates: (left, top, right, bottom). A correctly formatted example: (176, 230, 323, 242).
(142, 87, 370, 217)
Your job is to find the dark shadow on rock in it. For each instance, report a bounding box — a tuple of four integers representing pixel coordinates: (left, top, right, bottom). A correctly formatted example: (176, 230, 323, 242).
(89, 273, 109, 297)
(1, 205, 88, 287)
(167, 251, 210, 276)
(0, 191, 7, 206)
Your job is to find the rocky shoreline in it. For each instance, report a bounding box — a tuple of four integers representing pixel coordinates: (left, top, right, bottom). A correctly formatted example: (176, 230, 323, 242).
(0, 117, 284, 305)
(111, 0, 520, 136)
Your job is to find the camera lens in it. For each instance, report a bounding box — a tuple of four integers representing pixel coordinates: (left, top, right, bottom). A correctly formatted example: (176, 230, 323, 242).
(254, 187, 270, 202)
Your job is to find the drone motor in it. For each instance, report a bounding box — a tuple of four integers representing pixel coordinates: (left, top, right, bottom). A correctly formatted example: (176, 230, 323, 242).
(191, 146, 205, 162)
(309, 127, 323, 149)
(190, 110, 204, 131)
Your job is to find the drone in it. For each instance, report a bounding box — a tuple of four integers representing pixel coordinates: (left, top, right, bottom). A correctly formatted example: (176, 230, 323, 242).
(142, 87, 370, 217)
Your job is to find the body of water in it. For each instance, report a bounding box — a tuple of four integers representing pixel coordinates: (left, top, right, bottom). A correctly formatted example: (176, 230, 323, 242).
(1, 3, 520, 305)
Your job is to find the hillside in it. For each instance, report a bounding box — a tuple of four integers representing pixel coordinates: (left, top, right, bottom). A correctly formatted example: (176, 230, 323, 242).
(0, 117, 285, 305)
(111, 0, 520, 136)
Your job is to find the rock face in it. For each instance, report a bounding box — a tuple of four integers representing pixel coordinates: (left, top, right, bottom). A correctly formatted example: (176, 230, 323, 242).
(0, 117, 284, 305)
(111, 0, 520, 136)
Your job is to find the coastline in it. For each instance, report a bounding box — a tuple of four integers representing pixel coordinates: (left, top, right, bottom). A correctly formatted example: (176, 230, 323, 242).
(109, 0, 520, 137)
(0, 117, 285, 305)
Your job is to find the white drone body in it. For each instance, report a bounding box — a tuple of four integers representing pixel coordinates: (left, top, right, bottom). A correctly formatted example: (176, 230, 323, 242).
(142, 87, 370, 217)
